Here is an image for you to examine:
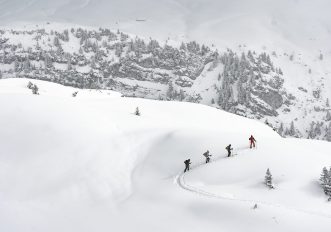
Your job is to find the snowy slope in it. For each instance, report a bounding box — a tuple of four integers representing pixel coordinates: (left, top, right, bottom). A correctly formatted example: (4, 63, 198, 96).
(1, 78, 331, 232)
(1, 0, 331, 142)
(1, 25, 330, 141)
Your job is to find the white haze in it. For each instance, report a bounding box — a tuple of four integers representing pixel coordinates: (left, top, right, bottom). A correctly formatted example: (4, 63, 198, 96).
(1, 0, 331, 52)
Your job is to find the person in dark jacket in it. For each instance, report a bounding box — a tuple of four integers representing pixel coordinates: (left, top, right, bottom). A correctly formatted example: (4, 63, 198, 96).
(203, 150, 212, 163)
(184, 159, 191, 172)
(225, 144, 233, 157)
(249, 135, 256, 149)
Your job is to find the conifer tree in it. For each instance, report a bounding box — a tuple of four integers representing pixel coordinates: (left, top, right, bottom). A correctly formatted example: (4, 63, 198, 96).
(326, 111, 331, 121)
(308, 121, 316, 139)
(32, 84, 39, 95)
(135, 107, 141, 116)
(27, 81, 34, 89)
(320, 167, 330, 192)
(320, 167, 331, 199)
(265, 168, 274, 189)
(166, 82, 175, 100)
(67, 56, 72, 71)
(179, 89, 185, 101)
(289, 121, 296, 136)
(278, 123, 284, 137)
(326, 122, 331, 142)
(23, 57, 31, 73)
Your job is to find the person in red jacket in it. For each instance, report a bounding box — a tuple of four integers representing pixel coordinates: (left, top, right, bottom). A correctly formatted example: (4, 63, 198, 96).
(249, 135, 256, 149)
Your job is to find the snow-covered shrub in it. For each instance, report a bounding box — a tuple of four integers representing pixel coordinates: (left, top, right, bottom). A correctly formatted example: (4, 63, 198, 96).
(135, 107, 141, 116)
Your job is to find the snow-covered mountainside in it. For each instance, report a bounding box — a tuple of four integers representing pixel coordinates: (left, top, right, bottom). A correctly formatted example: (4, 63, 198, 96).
(1, 0, 331, 141)
(0, 25, 331, 141)
(1, 78, 331, 232)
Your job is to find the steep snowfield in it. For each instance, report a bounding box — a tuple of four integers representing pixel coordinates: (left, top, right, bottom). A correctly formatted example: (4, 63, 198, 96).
(0, 78, 331, 231)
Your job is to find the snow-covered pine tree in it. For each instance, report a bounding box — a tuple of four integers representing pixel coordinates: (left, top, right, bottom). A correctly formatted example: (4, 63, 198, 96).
(286, 121, 296, 137)
(135, 107, 141, 116)
(326, 122, 331, 142)
(278, 123, 284, 137)
(320, 167, 331, 197)
(314, 122, 322, 137)
(44, 54, 53, 69)
(14, 58, 21, 72)
(328, 167, 331, 201)
(179, 89, 185, 101)
(67, 55, 72, 71)
(327, 98, 330, 108)
(179, 42, 186, 51)
(27, 81, 33, 89)
(265, 168, 274, 189)
(53, 36, 60, 47)
(326, 111, 331, 121)
(63, 29, 69, 42)
(308, 121, 316, 139)
(166, 82, 176, 100)
(32, 84, 39, 95)
(23, 57, 31, 73)
(320, 167, 329, 189)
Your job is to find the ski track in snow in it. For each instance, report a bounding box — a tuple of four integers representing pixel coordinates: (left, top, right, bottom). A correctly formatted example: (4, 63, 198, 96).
(175, 149, 331, 220)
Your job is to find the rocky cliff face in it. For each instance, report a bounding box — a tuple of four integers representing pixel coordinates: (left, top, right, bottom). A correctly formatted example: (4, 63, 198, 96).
(1, 26, 330, 141)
